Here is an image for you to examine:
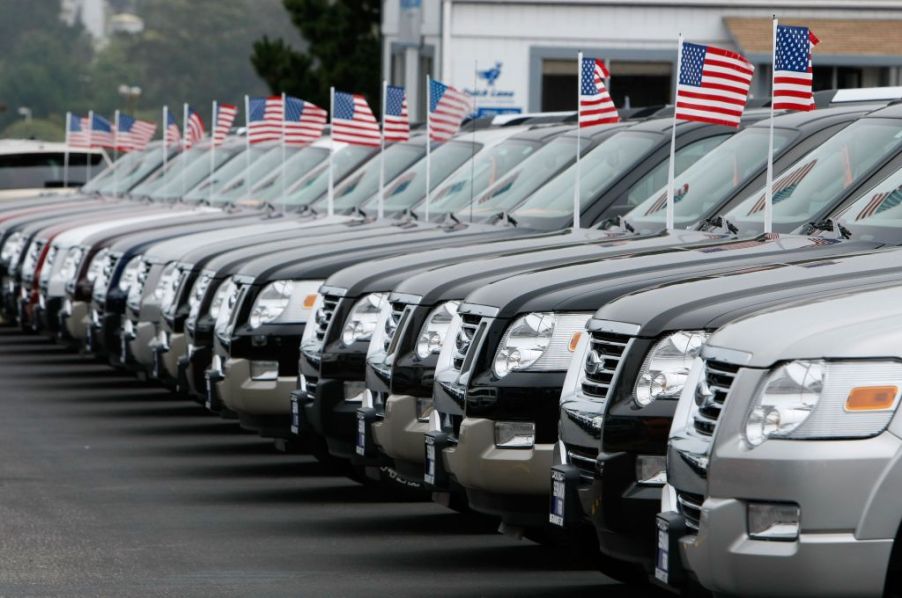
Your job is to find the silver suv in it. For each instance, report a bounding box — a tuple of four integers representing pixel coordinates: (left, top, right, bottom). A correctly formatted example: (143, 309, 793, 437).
(660, 284, 902, 596)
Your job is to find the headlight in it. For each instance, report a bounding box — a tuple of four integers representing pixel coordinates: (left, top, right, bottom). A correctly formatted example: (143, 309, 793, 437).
(0, 232, 22, 264)
(341, 292, 388, 346)
(634, 331, 709, 407)
(213, 279, 240, 338)
(416, 301, 461, 359)
(118, 255, 144, 292)
(492, 312, 590, 378)
(40, 245, 58, 286)
(188, 271, 210, 317)
(154, 263, 179, 301)
(59, 246, 88, 284)
(744, 360, 902, 447)
(248, 279, 323, 329)
(365, 298, 395, 363)
(300, 292, 326, 354)
(127, 260, 153, 311)
(208, 279, 231, 320)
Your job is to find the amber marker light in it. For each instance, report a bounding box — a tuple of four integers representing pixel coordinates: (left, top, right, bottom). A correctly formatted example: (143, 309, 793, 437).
(568, 331, 582, 352)
(845, 385, 899, 412)
(303, 294, 319, 309)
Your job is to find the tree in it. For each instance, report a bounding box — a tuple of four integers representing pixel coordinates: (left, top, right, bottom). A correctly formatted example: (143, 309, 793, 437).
(251, 0, 381, 110)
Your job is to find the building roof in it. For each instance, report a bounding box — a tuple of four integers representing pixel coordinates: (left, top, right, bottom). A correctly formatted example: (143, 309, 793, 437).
(725, 17, 902, 59)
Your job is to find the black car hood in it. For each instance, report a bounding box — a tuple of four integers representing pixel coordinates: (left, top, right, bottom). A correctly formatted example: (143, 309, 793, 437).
(461, 235, 883, 317)
(593, 245, 902, 336)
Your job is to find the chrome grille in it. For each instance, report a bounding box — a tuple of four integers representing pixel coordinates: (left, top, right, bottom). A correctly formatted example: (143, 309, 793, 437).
(581, 330, 632, 400)
(693, 360, 740, 436)
(676, 491, 703, 531)
(565, 443, 597, 483)
(453, 314, 481, 371)
(314, 293, 340, 342)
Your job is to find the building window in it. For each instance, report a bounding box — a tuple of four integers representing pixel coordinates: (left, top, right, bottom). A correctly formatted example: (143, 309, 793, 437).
(540, 59, 672, 111)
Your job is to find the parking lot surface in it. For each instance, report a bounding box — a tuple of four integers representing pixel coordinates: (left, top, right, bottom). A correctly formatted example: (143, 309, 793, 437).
(0, 329, 667, 597)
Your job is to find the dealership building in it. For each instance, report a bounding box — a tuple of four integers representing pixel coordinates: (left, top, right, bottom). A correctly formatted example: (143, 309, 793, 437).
(382, 0, 902, 120)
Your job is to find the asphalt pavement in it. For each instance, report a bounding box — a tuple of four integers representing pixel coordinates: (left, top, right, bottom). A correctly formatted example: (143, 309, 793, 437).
(0, 327, 668, 597)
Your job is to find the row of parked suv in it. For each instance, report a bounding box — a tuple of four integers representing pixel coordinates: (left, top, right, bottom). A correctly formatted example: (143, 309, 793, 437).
(3, 89, 902, 596)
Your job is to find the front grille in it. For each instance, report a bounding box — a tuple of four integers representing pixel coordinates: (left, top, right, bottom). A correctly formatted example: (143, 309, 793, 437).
(314, 293, 340, 342)
(581, 330, 632, 400)
(565, 443, 597, 483)
(676, 491, 703, 531)
(453, 314, 481, 371)
(692, 360, 740, 436)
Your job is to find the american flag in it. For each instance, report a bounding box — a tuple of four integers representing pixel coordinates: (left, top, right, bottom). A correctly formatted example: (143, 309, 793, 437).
(117, 114, 156, 151)
(89, 114, 115, 148)
(579, 57, 619, 127)
(383, 85, 410, 142)
(247, 96, 283, 144)
(773, 24, 820, 111)
(428, 79, 473, 142)
(213, 103, 237, 146)
(675, 41, 754, 128)
(332, 91, 380, 147)
(185, 106, 205, 149)
(747, 159, 817, 214)
(284, 95, 328, 145)
(165, 109, 181, 147)
(643, 183, 690, 215)
(67, 114, 90, 148)
(856, 184, 902, 220)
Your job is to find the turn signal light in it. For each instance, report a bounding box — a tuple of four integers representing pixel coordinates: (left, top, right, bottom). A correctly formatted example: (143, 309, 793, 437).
(303, 293, 318, 309)
(845, 386, 899, 412)
(569, 331, 582, 352)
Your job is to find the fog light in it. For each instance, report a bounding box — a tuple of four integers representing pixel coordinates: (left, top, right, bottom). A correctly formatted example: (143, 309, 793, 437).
(747, 502, 800, 541)
(250, 360, 279, 381)
(635, 455, 667, 486)
(494, 421, 535, 448)
(416, 397, 434, 422)
(344, 381, 367, 402)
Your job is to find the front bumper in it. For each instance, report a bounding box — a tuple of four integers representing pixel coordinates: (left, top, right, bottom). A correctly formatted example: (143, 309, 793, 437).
(301, 377, 362, 460)
(216, 357, 296, 438)
(371, 394, 430, 481)
(445, 417, 553, 527)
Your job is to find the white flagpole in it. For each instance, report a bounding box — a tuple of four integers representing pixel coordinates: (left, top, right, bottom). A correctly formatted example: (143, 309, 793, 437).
(86, 110, 94, 183)
(210, 100, 217, 204)
(162, 106, 169, 189)
(113, 110, 120, 196)
(244, 96, 251, 200)
(281, 92, 287, 205)
(574, 51, 583, 232)
(182, 103, 189, 198)
(63, 111, 71, 189)
(425, 75, 431, 222)
(666, 35, 683, 232)
(764, 17, 778, 235)
(379, 80, 387, 221)
(328, 87, 335, 217)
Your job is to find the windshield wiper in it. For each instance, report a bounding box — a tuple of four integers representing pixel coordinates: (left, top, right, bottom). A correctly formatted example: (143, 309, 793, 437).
(617, 215, 634, 233)
(805, 218, 852, 239)
(701, 215, 738, 234)
(488, 211, 517, 227)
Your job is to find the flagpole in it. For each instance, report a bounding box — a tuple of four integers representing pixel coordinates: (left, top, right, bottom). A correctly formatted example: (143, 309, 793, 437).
(210, 100, 217, 204)
(244, 95, 251, 202)
(63, 111, 71, 189)
(162, 106, 169, 190)
(764, 16, 778, 235)
(113, 110, 120, 197)
(281, 92, 287, 206)
(328, 87, 335, 217)
(378, 81, 387, 221)
(425, 74, 431, 222)
(86, 110, 94, 183)
(574, 51, 583, 233)
(666, 35, 683, 233)
(182, 103, 189, 198)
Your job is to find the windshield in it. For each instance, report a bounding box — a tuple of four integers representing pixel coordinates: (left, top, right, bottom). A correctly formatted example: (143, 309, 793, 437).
(284, 145, 377, 209)
(362, 140, 478, 216)
(628, 128, 798, 232)
(837, 167, 902, 241)
(411, 139, 538, 218)
(465, 135, 586, 218)
(511, 131, 661, 222)
(83, 151, 140, 194)
(185, 144, 285, 203)
(149, 145, 242, 200)
(128, 146, 204, 198)
(328, 143, 424, 212)
(726, 118, 902, 234)
(252, 147, 329, 202)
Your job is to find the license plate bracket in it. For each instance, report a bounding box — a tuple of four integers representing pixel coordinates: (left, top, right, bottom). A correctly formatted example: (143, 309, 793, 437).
(549, 464, 582, 528)
(654, 511, 688, 587)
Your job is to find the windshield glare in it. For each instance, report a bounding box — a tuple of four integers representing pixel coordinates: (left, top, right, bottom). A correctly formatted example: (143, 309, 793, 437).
(186, 145, 286, 203)
(84, 151, 140, 194)
(727, 118, 902, 234)
(149, 145, 241, 200)
(329, 143, 424, 212)
(129, 146, 203, 197)
(362, 141, 478, 215)
(286, 145, 376, 208)
(254, 147, 329, 202)
(511, 131, 661, 220)
(414, 139, 538, 217)
(838, 167, 902, 240)
(628, 128, 797, 232)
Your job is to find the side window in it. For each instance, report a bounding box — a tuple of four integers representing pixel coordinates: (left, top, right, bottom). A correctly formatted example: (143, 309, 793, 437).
(625, 134, 732, 207)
